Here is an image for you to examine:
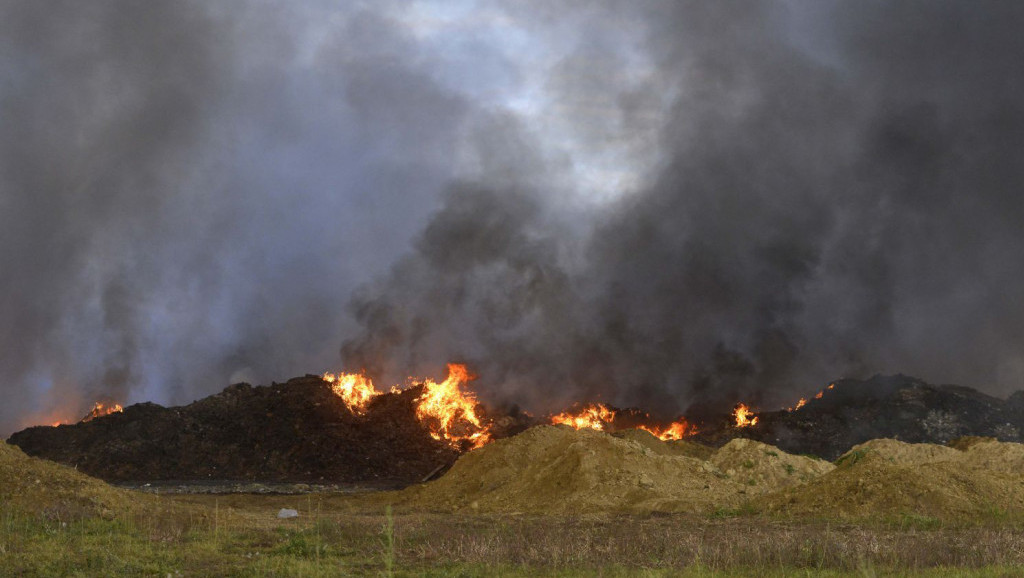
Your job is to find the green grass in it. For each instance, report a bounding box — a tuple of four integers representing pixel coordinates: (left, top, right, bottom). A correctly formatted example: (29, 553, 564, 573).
(4, 497, 1024, 577)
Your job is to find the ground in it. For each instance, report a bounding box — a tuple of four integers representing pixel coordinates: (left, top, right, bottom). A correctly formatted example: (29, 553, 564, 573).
(4, 491, 1024, 577)
(6, 429, 1024, 576)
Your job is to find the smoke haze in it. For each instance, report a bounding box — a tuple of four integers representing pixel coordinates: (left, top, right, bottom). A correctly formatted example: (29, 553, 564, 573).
(2, 1, 1023, 432)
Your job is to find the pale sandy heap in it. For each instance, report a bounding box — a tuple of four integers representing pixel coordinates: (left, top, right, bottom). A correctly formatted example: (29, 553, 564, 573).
(394, 425, 832, 514)
(758, 438, 1024, 519)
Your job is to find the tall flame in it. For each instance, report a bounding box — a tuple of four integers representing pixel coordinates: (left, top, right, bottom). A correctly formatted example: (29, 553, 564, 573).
(733, 403, 758, 427)
(322, 371, 379, 414)
(323, 364, 491, 448)
(415, 363, 491, 449)
(550, 403, 616, 431)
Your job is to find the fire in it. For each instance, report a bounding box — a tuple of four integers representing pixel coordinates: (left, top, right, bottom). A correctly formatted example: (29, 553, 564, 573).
(786, 383, 836, 411)
(322, 364, 491, 448)
(414, 363, 491, 449)
(550, 403, 616, 431)
(637, 419, 698, 440)
(733, 403, 758, 427)
(322, 371, 379, 414)
(550, 405, 697, 440)
(80, 402, 123, 423)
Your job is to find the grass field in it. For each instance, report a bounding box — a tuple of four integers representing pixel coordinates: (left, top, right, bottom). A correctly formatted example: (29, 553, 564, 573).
(4, 491, 1024, 577)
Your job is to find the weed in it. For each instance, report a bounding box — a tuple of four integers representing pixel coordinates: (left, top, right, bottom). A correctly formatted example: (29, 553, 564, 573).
(381, 504, 395, 577)
(836, 449, 868, 467)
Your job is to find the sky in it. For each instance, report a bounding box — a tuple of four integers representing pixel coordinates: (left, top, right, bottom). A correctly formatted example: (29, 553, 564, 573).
(2, 1, 1023, 433)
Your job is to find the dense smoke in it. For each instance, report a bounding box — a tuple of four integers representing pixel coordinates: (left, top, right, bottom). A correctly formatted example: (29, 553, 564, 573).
(0, 1, 479, 432)
(341, 0, 1024, 417)
(2, 1, 1023, 433)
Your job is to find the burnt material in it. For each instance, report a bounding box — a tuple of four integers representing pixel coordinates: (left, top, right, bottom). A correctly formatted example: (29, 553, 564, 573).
(7, 376, 461, 485)
(695, 374, 1024, 460)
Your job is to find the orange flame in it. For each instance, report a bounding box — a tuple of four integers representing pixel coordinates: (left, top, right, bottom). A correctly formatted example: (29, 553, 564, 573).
(415, 364, 491, 449)
(786, 383, 836, 411)
(636, 419, 698, 440)
(322, 371, 379, 414)
(733, 403, 758, 427)
(787, 397, 808, 412)
(551, 403, 616, 431)
(80, 402, 124, 423)
(322, 364, 491, 448)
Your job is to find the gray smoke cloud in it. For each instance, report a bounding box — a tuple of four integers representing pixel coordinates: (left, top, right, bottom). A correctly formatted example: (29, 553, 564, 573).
(341, 0, 1024, 418)
(0, 1, 490, 432)
(3, 1, 1023, 432)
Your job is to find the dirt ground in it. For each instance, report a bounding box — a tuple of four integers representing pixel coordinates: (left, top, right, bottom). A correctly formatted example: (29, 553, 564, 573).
(7, 431, 1024, 576)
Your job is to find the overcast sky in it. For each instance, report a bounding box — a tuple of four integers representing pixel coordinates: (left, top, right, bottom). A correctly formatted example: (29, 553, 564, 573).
(2, 1, 1023, 433)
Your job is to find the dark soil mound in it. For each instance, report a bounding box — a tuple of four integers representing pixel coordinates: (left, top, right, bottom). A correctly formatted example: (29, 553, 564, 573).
(7, 376, 461, 485)
(696, 374, 1024, 460)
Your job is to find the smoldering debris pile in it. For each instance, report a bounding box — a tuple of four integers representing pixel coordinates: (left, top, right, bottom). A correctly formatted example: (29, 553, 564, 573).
(6, 376, 488, 485)
(7, 372, 1024, 491)
(697, 374, 1024, 460)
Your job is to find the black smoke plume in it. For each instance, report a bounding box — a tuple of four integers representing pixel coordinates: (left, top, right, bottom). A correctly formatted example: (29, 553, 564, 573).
(341, 1, 1024, 417)
(3, 1, 1024, 433)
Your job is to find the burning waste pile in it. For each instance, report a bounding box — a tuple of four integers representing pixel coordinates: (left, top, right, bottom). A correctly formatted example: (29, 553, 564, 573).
(7, 365, 506, 485)
(698, 374, 1024, 460)
(7, 363, 702, 485)
(8, 364, 1024, 508)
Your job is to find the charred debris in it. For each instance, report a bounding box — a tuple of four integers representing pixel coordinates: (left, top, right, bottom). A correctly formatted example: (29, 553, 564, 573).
(7, 373, 1024, 485)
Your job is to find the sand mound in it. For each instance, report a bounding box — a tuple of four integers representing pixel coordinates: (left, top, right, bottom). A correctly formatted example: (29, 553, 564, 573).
(392, 425, 828, 514)
(948, 436, 997, 451)
(836, 438, 959, 467)
(956, 438, 1024, 474)
(710, 438, 834, 491)
(0, 441, 160, 520)
(759, 438, 1024, 519)
(612, 429, 715, 460)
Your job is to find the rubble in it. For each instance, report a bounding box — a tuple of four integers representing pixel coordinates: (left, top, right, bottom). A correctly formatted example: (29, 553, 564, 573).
(7, 376, 468, 485)
(695, 374, 1024, 460)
